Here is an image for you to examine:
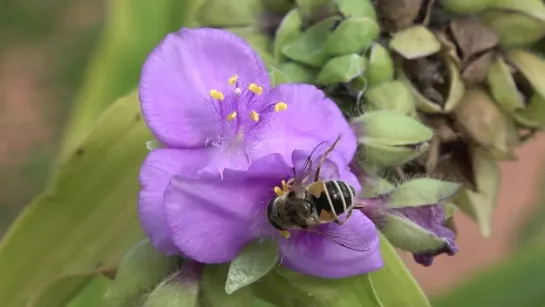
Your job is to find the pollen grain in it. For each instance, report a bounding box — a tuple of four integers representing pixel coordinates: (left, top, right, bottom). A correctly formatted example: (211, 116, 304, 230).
(228, 74, 238, 86)
(274, 186, 284, 197)
(279, 230, 291, 239)
(274, 102, 288, 112)
(250, 110, 260, 122)
(249, 83, 263, 95)
(226, 111, 238, 121)
(209, 89, 224, 101)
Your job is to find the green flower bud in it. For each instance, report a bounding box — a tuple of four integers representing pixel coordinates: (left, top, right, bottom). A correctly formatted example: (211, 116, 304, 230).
(336, 0, 377, 19)
(273, 9, 303, 62)
(364, 81, 416, 116)
(389, 25, 441, 60)
(478, 10, 545, 47)
(282, 17, 336, 67)
(197, 0, 263, 27)
(398, 55, 465, 113)
(324, 17, 379, 56)
(454, 148, 500, 237)
(359, 176, 395, 198)
(270, 62, 317, 85)
(389, 178, 461, 208)
(454, 88, 516, 159)
(513, 93, 545, 128)
(441, 0, 495, 13)
(316, 54, 367, 85)
(487, 55, 525, 112)
(507, 50, 545, 127)
(352, 110, 433, 166)
(380, 212, 446, 254)
(487, 0, 545, 22)
(365, 43, 395, 86)
(106, 240, 180, 306)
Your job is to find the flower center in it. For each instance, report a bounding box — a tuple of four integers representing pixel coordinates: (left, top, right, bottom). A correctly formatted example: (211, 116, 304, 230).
(207, 74, 288, 150)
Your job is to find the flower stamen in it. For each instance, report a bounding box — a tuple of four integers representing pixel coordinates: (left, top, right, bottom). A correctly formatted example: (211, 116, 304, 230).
(226, 111, 238, 121)
(209, 89, 224, 101)
(228, 74, 238, 86)
(274, 102, 288, 112)
(249, 83, 263, 95)
(250, 110, 260, 122)
(234, 87, 242, 95)
(274, 186, 284, 197)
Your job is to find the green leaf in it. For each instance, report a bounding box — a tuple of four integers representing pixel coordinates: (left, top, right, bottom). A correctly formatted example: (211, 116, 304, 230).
(336, 0, 377, 19)
(27, 274, 97, 307)
(282, 17, 336, 67)
(0, 91, 149, 307)
(370, 233, 431, 307)
(380, 213, 446, 254)
(324, 17, 379, 56)
(316, 54, 367, 85)
(389, 178, 462, 208)
(67, 276, 113, 307)
(57, 0, 198, 165)
(432, 244, 545, 307)
(225, 240, 279, 294)
(142, 270, 199, 307)
(107, 239, 180, 306)
(364, 80, 415, 115)
(454, 148, 500, 237)
(200, 264, 255, 306)
(365, 43, 395, 86)
(196, 0, 263, 27)
(275, 268, 383, 307)
(273, 9, 303, 62)
(517, 167, 545, 248)
(389, 25, 441, 60)
(269, 62, 318, 86)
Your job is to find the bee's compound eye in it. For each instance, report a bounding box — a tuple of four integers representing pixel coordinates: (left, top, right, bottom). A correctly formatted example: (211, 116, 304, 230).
(266, 198, 276, 216)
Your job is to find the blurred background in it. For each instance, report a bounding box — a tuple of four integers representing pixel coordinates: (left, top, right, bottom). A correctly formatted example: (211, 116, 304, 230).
(1, 0, 545, 305)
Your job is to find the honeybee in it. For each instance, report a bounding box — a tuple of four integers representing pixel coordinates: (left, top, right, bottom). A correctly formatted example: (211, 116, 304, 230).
(266, 136, 368, 251)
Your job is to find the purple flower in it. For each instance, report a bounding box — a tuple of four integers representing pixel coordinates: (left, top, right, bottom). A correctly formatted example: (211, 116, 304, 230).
(163, 150, 382, 278)
(137, 28, 358, 259)
(394, 205, 458, 266)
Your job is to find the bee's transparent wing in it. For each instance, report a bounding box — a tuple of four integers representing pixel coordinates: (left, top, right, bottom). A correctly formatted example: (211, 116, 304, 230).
(291, 136, 341, 188)
(309, 220, 370, 252)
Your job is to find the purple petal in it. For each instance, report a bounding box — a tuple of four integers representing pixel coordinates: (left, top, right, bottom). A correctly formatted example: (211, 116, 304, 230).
(140, 28, 270, 148)
(250, 84, 357, 166)
(138, 148, 215, 254)
(163, 154, 291, 263)
(395, 205, 458, 266)
(278, 210, 382, 278)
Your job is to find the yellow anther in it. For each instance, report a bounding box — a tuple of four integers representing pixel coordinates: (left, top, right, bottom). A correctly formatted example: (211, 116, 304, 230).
(279, 230, 291, 239)
(281, 180, 289, 192)
(209, 89, 224, 101)
(226, 111, 238, 121)
(249, 83, 263, 95)
(228, 74, 238, 86)
(274, 102, 288, 112)
(250, 110, 260, 122)
(274, 186, 284, 197)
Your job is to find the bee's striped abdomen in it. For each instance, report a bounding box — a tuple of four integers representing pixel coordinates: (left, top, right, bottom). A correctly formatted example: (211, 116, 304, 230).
(309, 180, 355, 220)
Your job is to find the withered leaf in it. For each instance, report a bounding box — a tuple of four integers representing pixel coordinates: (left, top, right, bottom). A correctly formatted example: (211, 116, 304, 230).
(461, 51, 495, 85)
(449, 18, 499, 63)
(375, 0, 423, 31)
